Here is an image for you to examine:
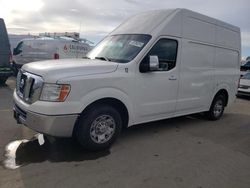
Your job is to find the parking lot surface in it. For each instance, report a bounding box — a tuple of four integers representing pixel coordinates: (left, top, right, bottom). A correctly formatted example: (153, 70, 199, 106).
(0, 77, 250, 188)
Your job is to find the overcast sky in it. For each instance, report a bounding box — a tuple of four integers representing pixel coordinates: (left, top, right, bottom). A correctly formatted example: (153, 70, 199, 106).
(0, 0, 249, 57)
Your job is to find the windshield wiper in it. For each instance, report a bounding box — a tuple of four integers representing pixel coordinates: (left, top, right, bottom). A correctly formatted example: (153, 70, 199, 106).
(95, 56, 111, 61)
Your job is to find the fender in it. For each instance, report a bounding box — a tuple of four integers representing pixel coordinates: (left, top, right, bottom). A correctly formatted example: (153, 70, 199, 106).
(78, 87, 135, 126)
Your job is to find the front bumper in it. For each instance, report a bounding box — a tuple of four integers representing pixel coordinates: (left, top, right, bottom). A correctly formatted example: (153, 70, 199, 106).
(13, 104, 78, 137)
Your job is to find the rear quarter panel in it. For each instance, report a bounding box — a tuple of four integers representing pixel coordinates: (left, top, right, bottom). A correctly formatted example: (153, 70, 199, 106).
(214, 47, 240, 105)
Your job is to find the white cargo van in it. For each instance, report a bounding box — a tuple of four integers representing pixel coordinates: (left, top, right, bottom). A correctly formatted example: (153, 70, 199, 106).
(13, 9, 241, 150)
(12, 36, 92, 74)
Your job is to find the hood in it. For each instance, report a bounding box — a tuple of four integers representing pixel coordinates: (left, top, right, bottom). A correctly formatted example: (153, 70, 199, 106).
(22, 59, 118, 82)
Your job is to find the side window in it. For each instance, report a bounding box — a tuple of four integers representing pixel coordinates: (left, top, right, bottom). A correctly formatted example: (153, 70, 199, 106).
(141, 38, 178, 71)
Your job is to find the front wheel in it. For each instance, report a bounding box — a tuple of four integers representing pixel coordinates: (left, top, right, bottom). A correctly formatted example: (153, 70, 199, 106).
(205, 95, 225, 120)
(75, 105, 122, 151)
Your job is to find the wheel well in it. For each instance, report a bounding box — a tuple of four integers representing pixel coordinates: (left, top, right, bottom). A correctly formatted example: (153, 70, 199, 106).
(214, 89, 229, 106)
(79, 98, 129, 129)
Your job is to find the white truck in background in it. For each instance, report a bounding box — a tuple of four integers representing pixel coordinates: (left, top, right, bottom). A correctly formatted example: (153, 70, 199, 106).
(12, 34, 93, 75)
(13, 9, 241, 151)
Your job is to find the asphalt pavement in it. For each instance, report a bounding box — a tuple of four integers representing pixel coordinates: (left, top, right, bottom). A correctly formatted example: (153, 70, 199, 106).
(0, 77, 250, 188)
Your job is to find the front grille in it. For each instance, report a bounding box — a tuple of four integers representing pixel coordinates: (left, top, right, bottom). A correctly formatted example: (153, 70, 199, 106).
(16, 70, 43, 104)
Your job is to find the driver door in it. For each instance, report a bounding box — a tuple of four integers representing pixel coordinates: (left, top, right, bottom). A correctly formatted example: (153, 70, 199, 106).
(134, 37, 180, 122)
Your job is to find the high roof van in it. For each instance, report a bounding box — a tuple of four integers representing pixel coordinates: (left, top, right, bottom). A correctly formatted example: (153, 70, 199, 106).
(13, 9, 241, 150)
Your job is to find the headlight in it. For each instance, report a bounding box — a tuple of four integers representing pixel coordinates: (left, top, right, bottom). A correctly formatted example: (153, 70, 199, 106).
(40, 83, 71, 102)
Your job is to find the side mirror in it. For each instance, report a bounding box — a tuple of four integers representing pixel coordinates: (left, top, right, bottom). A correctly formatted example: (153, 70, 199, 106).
(149, 55, 159, 71)
(139, 55, 159, 73)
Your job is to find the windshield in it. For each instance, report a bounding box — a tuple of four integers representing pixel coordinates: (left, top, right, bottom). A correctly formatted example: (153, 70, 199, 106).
(242, 73, 250, 80)
(87, 34, 151, 63)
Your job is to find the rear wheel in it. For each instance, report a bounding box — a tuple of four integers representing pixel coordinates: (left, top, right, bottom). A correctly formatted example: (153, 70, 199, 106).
(205, 95, 225, 120)
(75, 105, 122, 151)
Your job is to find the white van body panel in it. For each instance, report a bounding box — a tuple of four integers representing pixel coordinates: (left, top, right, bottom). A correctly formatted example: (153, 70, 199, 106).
(176, 39, 215, 114)
(13, 9, 241, 137)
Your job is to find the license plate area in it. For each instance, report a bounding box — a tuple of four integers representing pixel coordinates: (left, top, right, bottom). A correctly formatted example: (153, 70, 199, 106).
(13, 105, 27, 124)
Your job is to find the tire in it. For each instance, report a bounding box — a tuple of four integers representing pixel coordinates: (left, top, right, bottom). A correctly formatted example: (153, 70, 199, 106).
(205, 95, 225, 120)
(75, 105, 122, 151)
(0, 77, 8, 85)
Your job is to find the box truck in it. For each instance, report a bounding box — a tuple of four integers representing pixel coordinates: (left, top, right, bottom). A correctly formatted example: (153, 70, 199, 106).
(0, 18, 12, 85)
(13, 9, 241, 150)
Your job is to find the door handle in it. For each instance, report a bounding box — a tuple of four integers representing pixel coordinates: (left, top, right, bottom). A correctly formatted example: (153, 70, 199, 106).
(169, 76, 177, 81)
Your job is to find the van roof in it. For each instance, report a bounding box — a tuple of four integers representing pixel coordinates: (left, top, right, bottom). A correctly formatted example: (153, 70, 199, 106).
(111, 9, 240, 35)
(110, 9, 240, 50)
(111, 9, 177, 35)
